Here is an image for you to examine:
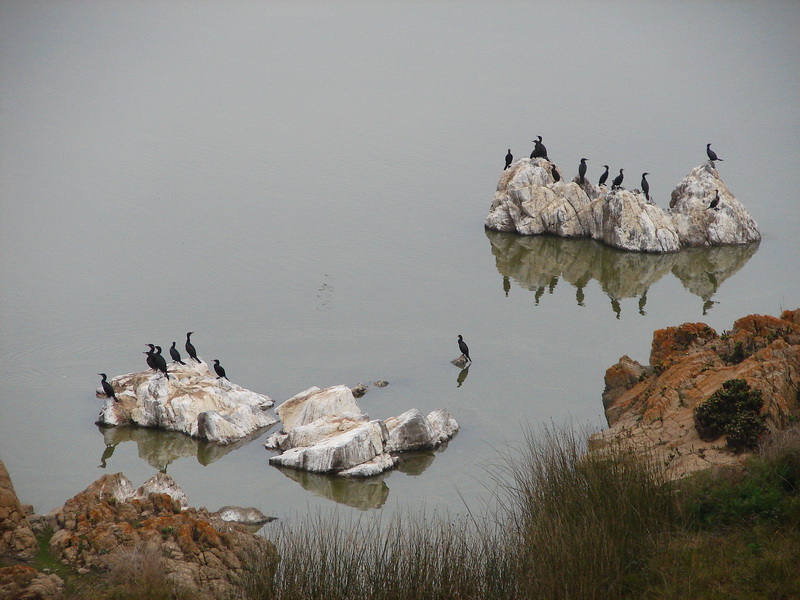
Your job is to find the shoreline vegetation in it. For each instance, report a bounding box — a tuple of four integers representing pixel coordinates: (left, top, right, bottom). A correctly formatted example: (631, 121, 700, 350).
(239, 425, 800, 600)
(5, 423, 800, 598)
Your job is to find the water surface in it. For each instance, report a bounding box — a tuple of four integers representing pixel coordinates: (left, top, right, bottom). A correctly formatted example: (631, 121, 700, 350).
(1, 1, 798, 520)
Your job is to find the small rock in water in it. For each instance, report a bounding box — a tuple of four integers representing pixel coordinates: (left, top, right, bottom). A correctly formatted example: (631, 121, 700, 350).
(451, 356, 469, 368)
(373, 380, 389, 387)
(351, 383, 368, 398)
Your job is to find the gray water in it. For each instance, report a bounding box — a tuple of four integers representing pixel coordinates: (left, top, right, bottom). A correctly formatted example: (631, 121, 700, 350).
(2, 1, 799, 520)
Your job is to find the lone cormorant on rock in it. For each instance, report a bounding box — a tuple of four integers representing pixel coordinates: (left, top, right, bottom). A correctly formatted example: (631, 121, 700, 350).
(185, 332, 199, 363)
(599, 165, 609, 186)
(531, 136, 548, 160)
(213, 359, 229, 380)
(504, 149, 513, 170)
(578, 158, 588, 184)
(706, 143, 723, 162)
(612, 168, 624, 190)
(641, 172, 650, 201)
(708, 189, 721, 211)
(169, 342, 186, 365)
(550, 162, 560, 182)
(457, 335, 471, 364)
(98, 373, 119, 402)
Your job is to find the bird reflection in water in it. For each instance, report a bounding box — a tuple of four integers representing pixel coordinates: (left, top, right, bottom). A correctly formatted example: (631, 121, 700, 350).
(456, 365, 470, 388)
(486, 230, 759, 317)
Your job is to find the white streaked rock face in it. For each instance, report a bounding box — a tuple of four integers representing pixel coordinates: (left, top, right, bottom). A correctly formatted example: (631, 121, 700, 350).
(486, 159, 760, 253)
(669, 162, 761, 247)
(95, 359, 276, 444)
(266, 385, 458, 477)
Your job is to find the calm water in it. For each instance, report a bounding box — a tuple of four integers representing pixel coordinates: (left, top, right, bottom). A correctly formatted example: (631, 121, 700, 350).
(2, 2, 799, 520)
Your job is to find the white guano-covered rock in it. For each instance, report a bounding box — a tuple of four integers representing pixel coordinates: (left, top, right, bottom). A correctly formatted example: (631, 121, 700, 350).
(269, 420, 389, 473)
(669, 162, 761, 247)
(486, 159, 760, 253)
(265, 385, 458, 477)
(95, 360, 276, 444)
(276, 385, 362, 431)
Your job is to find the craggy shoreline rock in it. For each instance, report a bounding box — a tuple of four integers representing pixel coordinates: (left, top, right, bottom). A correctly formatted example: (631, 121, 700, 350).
(1, 466, 275, 600)
(590, 309, 800, 477)
(486, 158, 760, 253)
(0, 460, 37, 562)
(95, 360, 277, 444)
(265, 385, 458, 477)
(45, 473, 278, 599)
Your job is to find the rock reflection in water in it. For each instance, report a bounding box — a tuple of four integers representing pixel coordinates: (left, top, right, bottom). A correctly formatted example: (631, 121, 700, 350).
(97, 425, 261, 471)
(273, 466, 391, 511)
(486, 230, 758, 315)
(272, 447, 440, 510)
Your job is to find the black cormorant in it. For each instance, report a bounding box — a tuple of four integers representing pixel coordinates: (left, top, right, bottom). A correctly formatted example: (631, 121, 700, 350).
(98, 373, 119, 402)
(612, 168, 624, 190)
(706, 143, 723, 162)
(153, 346, 169, 378)
(599, 165, 609, 186)
(213, 359, 229, 380)
(185, 332, 199, 363)
(550, 163, 560, 182)
(708, 189, 720, 211)
(457, 335, 472, 364)
(504, 149, 513, 170)
(531, 136, 548, 160)
(578, 158, 588, 184)
(145, 344, 158, 371)
(641, 172, 650, 201)
(170, 342, 186, 365)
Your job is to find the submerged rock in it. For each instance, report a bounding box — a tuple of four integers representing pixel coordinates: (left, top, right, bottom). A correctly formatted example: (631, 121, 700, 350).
(95, 360, 276, 444)
(265, 385, 458, 477)
(486, 159, 760, 253)
(590, 309, 800, 477)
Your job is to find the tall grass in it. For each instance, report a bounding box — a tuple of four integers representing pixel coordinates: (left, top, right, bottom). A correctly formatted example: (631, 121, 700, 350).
(242, 425, 675, 600)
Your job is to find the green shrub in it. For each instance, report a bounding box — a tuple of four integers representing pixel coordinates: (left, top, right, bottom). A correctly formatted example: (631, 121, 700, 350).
(694, 379, 765, 451)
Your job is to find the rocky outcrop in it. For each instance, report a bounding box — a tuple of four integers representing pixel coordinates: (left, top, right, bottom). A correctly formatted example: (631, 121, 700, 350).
(95, 360, 276, 444)
(265, 385, 458, 477)
(670, 163, 761, 247)
(45, 473, 278, 599)
(590, 309, 800, 477)
(0, 460, 37, 562)
(0, 565, 64, 600)
(485, 158, 760, 253)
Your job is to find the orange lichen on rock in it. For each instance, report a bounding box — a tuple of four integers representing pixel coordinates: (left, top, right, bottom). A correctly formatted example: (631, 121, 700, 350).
(591, 309, 800, 478)
(44, 474, 278, 600)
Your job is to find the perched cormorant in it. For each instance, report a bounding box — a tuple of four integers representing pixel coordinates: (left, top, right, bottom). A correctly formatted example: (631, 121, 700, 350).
(153, 346, 169, 378)
(612, 168, 624, 190)
(531, 136, 548, 160)
(578, 158, 588, 184)
(706, 143, 723, 162)
(504, 149, 513, 170)
(98, 373, 119, 402)
(641, 172, 650, 201)
(169, 341, 186, 365)
(213, 359, 229, 380)
(185, 332, 199, 363)
(145, 344, 158, 371)
(708, 189, 721, 211)
(599, 165, 610, 186)
(550, 163, 560, 182)
(457, 335, 472, 364)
